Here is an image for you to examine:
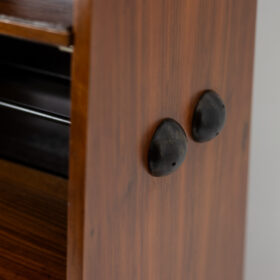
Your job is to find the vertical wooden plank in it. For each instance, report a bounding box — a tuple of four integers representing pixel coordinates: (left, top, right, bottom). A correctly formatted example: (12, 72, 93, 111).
(67, 0, 92, 279)
(68, 0, 257, 279)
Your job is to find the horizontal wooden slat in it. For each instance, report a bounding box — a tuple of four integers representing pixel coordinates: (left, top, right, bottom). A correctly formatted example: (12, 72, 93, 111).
(0, 15, 72, 46)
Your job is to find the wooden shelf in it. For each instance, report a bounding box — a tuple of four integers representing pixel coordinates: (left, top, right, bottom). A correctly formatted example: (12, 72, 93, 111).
(0, 159, 67, 280)
(0, 0, 73, 46)
(0, 15, 72, 46)
(0, 0, 72, 26)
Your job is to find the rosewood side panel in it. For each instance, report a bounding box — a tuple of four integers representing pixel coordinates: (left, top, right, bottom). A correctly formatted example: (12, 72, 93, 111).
(68, 0, 257, 279)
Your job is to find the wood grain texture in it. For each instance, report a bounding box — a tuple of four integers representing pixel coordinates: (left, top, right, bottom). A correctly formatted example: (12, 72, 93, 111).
(0, 0, 73, 27)
(0, 16, 72, 46)
(67, 0, 92, 278)
(0, 160, 67, 280)
(69, 0, 257, 279)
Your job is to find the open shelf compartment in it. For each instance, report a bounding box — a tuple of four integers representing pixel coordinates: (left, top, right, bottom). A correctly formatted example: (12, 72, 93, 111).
(0, 19, 71, 280)
(0, 36, 71, 177)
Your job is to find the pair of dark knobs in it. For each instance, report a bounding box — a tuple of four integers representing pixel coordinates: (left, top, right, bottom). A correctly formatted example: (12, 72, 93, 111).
(148, 90, 226, 177)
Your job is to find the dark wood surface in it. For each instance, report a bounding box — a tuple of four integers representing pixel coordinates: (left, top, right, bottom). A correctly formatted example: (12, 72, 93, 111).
(0, 159, 67, 279)
(69, 0, 257, 280)
(0, 0, 72, 27)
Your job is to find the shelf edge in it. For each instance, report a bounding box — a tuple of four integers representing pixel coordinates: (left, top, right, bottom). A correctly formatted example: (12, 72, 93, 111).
(0, 15, 72, 46)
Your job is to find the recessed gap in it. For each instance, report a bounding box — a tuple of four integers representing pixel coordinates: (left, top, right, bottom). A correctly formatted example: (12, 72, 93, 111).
(0, 35, 71, 177)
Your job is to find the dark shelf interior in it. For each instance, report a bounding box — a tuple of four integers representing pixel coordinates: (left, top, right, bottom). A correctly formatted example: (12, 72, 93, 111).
(0, 108, 70, 177)
(0, 35, 71, 83)
(0, 36, 71, 177)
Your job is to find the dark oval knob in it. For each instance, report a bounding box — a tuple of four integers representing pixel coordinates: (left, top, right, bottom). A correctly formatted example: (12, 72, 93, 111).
(192, 90, 226, 142)
(148, 118, 188, 177)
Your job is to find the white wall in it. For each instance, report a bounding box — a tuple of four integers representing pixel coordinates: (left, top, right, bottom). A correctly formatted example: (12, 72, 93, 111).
(245, 0, 280, 279)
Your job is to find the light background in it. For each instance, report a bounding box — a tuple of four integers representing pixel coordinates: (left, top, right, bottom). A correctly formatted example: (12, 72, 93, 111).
(245, 0, 280, 279)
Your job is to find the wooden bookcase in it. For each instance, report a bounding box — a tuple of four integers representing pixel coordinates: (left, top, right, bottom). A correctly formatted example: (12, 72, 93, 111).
(0, 0, 257, 279)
